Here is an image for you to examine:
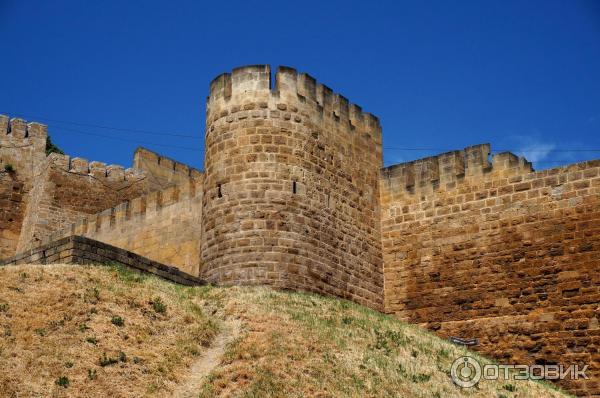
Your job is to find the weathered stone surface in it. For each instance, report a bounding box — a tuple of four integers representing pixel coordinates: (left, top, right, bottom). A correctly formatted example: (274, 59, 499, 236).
(0, 235, 204, 286)
(381, 150, 600, 397)
(64, 179, 203, 276)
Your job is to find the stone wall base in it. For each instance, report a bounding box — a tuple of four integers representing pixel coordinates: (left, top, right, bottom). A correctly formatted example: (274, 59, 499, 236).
(1, 235, 204, 286)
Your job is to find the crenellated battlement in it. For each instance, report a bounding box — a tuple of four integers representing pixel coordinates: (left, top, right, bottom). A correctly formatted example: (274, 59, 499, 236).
(207, 65, 381, 144)
(0, 115, 49, 187)
(44, 153, 146, 182)
(381, 144, 534, 194)
(133, 147, 202, 181)
(35, 178, 199, 246)
(0, 115, 48, 143)
(44, 178, 202, 244)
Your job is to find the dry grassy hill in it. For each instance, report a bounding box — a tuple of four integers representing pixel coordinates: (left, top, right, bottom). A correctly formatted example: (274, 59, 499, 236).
(0, 264, 570, 398)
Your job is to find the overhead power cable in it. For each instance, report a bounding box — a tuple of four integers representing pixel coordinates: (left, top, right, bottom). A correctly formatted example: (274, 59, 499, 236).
(3, 110, 598, 159)
(2, 111, 199, 138)
(56, 126, 203, 152)
(383, 147, 600, 153)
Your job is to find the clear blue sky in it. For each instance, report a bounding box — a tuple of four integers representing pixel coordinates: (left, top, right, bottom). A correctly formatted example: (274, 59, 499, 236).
(1, 0, 599, 170)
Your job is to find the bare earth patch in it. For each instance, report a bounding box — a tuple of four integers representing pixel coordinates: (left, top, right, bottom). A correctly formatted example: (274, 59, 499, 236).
(171, 319, 241, 398)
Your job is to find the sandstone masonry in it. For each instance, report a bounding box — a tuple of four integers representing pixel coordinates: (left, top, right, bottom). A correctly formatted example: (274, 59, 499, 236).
(381, 147, 599, 396)
(1, 65, 598, 396)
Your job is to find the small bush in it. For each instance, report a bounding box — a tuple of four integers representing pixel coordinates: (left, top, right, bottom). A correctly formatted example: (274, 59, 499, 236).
(87, 369, 97, 380)
(99, 353, 118, 367)
(45, 135, 64, 156)
(0, 303, 9, 312)
(99, 351, 126, 367)
(55, 376, 69, 388)
(373, 329, 391, 354)
(84, 287, 100, 304)
(111, 316, 124, 327)
(397, 363, 407, 377)
(503, 384, 517, 392)
(3, 164, 14, 172)
(34, 328, 47, 336)
(151, 297, 167, 314)
(438, 348, 450, 359)
(86, 337, 98, 345)
(411, 373, 431, 383)
(50, 318, 65, 329)
(65, 361, 74, 368)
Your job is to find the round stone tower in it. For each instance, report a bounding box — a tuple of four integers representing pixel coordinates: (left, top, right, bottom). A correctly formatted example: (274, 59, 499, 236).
(201, 65, 384, 309)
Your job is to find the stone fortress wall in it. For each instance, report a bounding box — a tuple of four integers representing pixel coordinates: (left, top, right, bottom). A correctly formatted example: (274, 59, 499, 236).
(380, 146, 600, 396)
(0, 117, 203, 271)
(133, 147, 203, 190)
(41, 177, 203, 276)
(1, 66, 599, 396)
(16, 152, 149, 252)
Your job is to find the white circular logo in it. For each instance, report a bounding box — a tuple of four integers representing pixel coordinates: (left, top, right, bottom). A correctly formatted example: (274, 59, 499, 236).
(451, 356, 482, 388)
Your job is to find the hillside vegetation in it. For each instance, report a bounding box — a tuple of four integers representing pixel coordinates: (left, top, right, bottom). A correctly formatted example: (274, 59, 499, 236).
(0, 264, 569, 398)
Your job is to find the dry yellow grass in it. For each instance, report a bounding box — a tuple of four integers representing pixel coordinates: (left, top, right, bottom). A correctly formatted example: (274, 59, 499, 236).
(0, 263, 218, 397)
(0, 264, 571, 397)
(198, 287, 572, 398)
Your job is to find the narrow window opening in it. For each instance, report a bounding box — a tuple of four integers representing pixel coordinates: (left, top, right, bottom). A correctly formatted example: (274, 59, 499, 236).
(292, 181, 297, 194)
(217, 184, 222, 198)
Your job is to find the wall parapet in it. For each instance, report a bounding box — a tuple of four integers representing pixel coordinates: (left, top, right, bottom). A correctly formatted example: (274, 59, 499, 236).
(44, 152, 146, 182)
(381, 144, 534, 194)
(0, 115, 48, 144)
(133, 147, 203, 180)
(0, 115, 48, 184)
(1, 235, 205, 286)
(33, 176, 203, 249)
